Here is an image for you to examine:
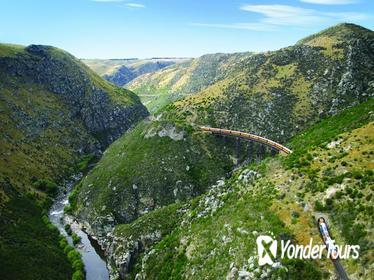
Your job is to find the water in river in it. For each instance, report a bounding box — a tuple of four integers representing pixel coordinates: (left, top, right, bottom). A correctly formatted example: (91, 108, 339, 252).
(49, 176, 109, 280)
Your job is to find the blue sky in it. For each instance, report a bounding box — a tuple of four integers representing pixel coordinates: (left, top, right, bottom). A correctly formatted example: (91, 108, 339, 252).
(0, 0, 373, 58)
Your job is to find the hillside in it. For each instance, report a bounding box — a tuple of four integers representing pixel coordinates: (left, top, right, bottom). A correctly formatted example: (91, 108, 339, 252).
(82, 58, 189, 87)
(164, 23, 374, 143)
(0, 43, 148, 280)
(71, 23, 374, 278)
(109, 98, 374, 280)
(127, 52, 251, 112)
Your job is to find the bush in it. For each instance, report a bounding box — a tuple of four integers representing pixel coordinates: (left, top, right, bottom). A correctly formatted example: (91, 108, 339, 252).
(335, 191, 343, 199)
(72, 233, 81, 245)
(65, 224, 72, 235)
(72, 259, 84, 271)
(64, 245, 74, 255)
(314, 200, 324, 211)
(72, 270, 84, 280)
(41, 215, 50, 225)
(67, 250, 81, 263)
(59, 237, 68, 249)
(324, 198, 333, 210)
(352, 171, 363, 180)
(33, 179, 58, 195)
(291, 210, 300, 218)
(57, 234, 85, 278)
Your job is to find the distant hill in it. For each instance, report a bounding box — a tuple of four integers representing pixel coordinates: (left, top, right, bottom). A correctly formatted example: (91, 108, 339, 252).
(0, 43, 148, 279)
(82, 57, 190, 87)
(128, 52, 251, 112)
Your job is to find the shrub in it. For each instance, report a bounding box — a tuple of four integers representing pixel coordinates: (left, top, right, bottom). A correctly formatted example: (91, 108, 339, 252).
(291, 210, 300, 218)
(72, 270, 84, 280)
(314, 200, 324, 211)
(64, 245, 74, 255)
(65, 224, 72, 235)
(335, 191, 343, 199)
(72, 233, 81, 245)
(33, 179, 58, 195)
(72, 259, 84, 271)
(59, 237, 68, 249)
(345, 187, 353, 195)
(41, 215, 50, 225)
(352, 171, 363, 180)
(67, 250, 81, 263)
(324, 198, 333, 210)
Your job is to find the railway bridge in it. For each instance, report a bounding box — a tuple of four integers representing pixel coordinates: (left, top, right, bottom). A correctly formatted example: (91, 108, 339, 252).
(200, 126, 293, 155)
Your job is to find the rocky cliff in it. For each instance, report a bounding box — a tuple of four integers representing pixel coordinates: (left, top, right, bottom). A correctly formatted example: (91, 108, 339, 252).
(2, 44, 148, 147)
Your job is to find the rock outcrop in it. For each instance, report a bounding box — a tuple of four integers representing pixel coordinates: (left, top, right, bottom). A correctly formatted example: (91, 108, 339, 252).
(1, 44, 149, 148)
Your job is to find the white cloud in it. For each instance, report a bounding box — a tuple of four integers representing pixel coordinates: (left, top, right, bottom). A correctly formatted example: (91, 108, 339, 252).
(125, 3, 145, 8)
(193, 4, 368, 31)
(240, 5, 324, 26)
(300, 0, 358, 5)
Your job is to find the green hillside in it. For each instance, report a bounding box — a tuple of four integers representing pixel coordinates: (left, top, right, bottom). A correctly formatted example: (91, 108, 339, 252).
(112, 98, 373, 280)
(71, 23, 374, 278)
(0, 43, 148, 280)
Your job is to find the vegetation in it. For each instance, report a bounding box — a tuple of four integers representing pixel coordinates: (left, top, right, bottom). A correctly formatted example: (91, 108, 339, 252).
(73, 120, 236, 226)
(0, 42, 146, 279)
(128, 52, 251, 112)
(2, 23, 374, 279)
(109, 98, 373, 278)
(83, 57, 188, 87)
(0, 190, 73, 280)
(71, 233, 82, 245)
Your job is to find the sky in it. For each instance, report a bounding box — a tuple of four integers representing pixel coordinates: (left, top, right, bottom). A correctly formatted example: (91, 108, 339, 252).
(0, 0, 373, 58)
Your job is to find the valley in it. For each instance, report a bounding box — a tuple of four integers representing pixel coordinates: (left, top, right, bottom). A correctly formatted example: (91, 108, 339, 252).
(1, 22, 373, 280)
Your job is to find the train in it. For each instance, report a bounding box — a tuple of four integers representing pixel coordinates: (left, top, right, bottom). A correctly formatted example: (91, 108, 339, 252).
(199, 126, 293, 154)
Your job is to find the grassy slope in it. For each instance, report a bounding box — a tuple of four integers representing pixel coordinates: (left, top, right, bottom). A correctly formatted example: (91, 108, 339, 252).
(0, 45, 81, 279)
(82, 58, 188, 76)
(127, 53, 251, 112)
(115, 98, 373, 279)
(0, 43, 145, 279)
(167, 24, 373, 141)
(74, 120, 238, 227)
(0, 186, 73, 279)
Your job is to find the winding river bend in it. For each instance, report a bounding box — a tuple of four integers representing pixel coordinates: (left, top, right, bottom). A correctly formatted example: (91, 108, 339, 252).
(49, 175, 109, 280)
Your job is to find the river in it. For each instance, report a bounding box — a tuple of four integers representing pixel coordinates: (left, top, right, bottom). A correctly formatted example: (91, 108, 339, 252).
(49, 175, 110, 280)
